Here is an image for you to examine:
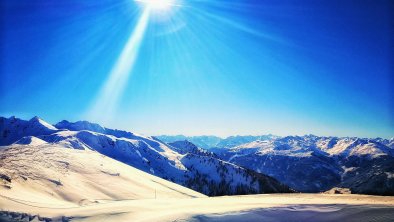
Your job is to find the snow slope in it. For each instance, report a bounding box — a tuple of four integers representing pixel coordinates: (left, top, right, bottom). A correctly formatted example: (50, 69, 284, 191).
(0, 142, 204, 208)
(1, 193, 393, 222)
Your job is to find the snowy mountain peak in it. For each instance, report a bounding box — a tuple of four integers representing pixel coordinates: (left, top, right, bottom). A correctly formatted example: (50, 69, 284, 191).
(0, 116, 58, 146)
(29, 116, 58, 130)
(55, 120, 137, 140)
(55, 120, 105, 133)
(169, 140, 216, 158)
(170, 140, 198, 150)
(30, 116, 40, 121)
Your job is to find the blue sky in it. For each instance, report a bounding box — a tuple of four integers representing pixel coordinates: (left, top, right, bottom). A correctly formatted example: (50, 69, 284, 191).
(1, 0, 393, 138)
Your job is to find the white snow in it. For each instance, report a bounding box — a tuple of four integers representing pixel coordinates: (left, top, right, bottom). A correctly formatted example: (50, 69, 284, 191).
(386, 172, 394, 179)
(34, 117, 58, 130)
(14, 136, 47, 146)
(0, 143, 204, 206)
(1, 192, 393, 222)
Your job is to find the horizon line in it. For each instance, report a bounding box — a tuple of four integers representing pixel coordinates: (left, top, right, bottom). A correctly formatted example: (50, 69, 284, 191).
(1, 115, 393, 140)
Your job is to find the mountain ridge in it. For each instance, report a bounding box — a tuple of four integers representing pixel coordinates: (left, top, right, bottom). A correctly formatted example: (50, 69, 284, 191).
(0, 116, 292, 196)
(2, 115, 392, 195)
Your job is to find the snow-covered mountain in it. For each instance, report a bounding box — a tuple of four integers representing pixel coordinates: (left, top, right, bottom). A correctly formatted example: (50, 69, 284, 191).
(55, 120, 137, 140)
(212, 135, 394, 195)
(2, 116, 391, 196)
(373, 137, 394, 149)
(0, 141, 205, 207)
(157, 135, 279, 150)
(168, 140, 290, 195)
(168, 140, 217, 157)
(0, 116, 291, 196)
(0, 116, 59, 146)
(158, 135, 222, 149)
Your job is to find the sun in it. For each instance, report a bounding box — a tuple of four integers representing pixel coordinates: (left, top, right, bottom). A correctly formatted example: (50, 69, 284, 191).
(135, 0, 177, 11)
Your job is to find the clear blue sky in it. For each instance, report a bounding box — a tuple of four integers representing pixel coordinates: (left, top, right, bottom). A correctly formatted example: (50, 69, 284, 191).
(1, 0, 393, 138)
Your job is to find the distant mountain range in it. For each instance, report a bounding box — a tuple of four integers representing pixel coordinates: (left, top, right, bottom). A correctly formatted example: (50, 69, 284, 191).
(0, 116, 291, 197)
(157, 134, 393, 150)
(158, 135, 394, 195)
(157, 135, 278, 149)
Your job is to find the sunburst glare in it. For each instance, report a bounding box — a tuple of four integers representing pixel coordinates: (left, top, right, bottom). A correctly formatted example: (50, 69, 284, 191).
(135, 0, 179, 11)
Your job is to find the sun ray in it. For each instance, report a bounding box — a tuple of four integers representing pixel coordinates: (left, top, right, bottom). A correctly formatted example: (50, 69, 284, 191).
(87, 9, 150, 123)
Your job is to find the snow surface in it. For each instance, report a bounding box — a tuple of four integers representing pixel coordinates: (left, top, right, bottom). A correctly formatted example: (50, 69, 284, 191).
(0, 143, 204, 207)
(1, 192, 393, 222)
(14, 136, 47, 146)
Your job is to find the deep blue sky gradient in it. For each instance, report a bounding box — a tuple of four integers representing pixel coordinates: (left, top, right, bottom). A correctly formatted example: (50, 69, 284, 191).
(1, 0, 393, 138)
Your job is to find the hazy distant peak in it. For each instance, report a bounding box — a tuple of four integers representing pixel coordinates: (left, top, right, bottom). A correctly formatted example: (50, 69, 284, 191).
(170, 140, 197, 148)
